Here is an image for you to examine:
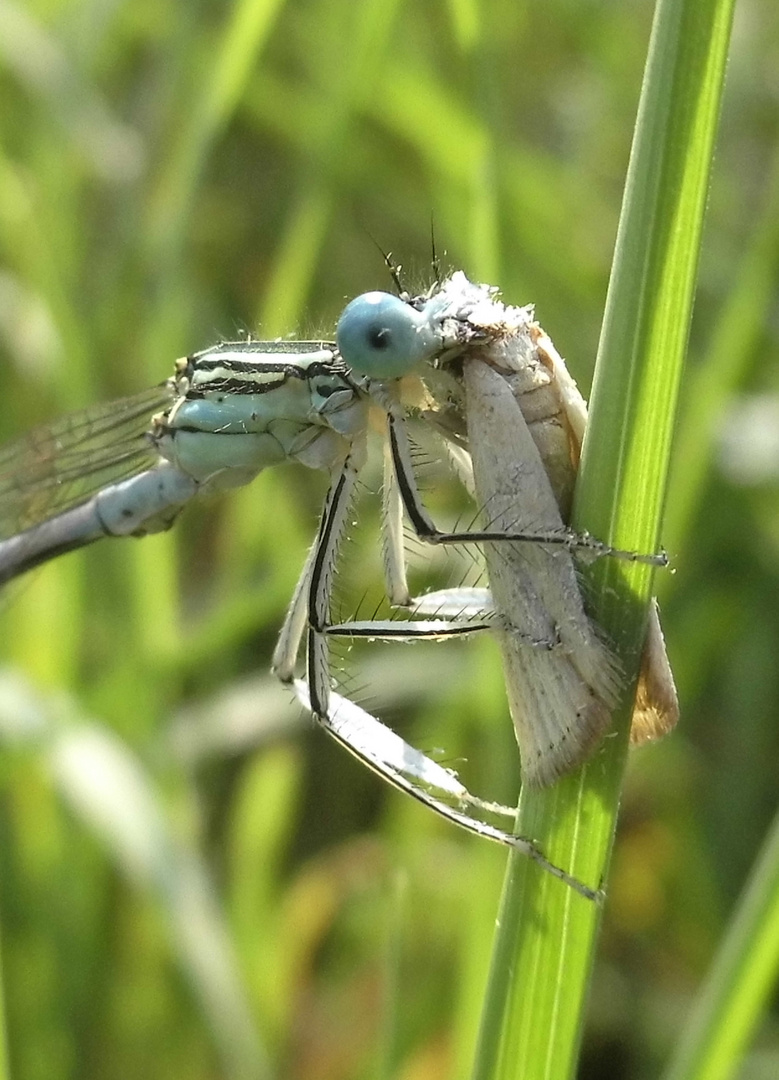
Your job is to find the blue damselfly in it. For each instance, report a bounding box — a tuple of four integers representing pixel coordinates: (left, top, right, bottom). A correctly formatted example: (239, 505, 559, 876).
(0, 274, 678, 899)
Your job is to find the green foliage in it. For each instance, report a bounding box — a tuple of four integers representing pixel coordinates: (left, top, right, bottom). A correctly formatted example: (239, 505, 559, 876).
(0, 1, 777, 1078)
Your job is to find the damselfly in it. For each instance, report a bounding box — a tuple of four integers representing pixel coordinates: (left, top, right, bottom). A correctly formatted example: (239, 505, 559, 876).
(0, 273, 677, 900)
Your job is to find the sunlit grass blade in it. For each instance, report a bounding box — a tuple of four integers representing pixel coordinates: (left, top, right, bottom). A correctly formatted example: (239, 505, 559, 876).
(471, 1, 736, 1077)
(661, 804, 779, 1080)
(0, 917, 7, 1080)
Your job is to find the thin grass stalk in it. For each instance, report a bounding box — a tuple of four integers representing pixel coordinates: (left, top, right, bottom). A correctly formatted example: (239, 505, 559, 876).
(661, 802, 779, 1080)
(0, 917, 8, 1080)
(471, 0, 735, 1077)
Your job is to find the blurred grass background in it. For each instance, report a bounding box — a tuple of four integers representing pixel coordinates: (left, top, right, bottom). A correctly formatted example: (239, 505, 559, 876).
(0, 0, 777, 1078)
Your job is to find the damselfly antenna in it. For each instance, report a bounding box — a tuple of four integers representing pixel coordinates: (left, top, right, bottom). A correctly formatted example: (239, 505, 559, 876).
(430, 216, 442, 288)
(367, 235, 407, 298)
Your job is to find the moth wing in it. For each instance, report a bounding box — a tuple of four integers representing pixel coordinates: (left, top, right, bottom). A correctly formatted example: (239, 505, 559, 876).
(464, 356, 622, 786)
(532, 327, 588, 446)
(534, 330, 679, 743)
(631, 600, 680, 742)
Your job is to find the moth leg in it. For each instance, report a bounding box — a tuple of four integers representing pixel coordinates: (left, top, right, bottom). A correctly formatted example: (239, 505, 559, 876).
(387, 402, 667, 566)
(293, 679, 602, 903)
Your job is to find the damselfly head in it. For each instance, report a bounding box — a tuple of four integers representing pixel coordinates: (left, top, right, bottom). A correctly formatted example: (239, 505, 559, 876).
(336, 291, 443, 380)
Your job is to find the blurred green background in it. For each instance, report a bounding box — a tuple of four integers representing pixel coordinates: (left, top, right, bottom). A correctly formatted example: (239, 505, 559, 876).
(0, 0, 777, 1077)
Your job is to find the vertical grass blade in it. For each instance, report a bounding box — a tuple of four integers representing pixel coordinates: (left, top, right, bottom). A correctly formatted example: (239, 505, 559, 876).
(472, 1, 736, 1077)
(661, 804, 779, 1080)
(0, 917, 8, 1080)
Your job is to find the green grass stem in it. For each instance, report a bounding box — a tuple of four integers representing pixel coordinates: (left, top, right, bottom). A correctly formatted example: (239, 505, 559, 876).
(471, 1, 735, 1077)
(662, 803, 779, 1080)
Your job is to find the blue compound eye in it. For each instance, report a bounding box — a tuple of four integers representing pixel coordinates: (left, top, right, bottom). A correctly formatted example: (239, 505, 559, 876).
(336, 292, 442, 379)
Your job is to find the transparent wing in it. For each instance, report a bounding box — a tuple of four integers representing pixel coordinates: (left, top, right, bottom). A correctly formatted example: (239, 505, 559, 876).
(0, 383, 175, 539)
